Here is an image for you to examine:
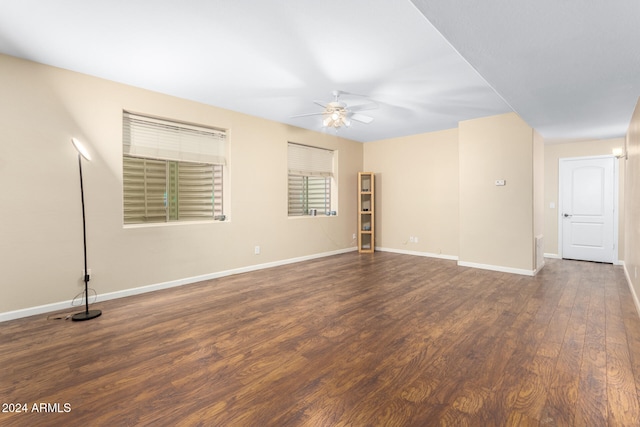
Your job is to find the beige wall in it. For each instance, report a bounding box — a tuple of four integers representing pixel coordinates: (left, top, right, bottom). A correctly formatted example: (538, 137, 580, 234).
(0, 54, 363, 315)
(363, 129, 459, 258)
(5, 51, 633, 318)
(625, 98, 640, 307)
(364, 112, 540, 274)
(458, 113, 535, 272)
(543, 138, 626, 258)
(533, 130, 545, 269)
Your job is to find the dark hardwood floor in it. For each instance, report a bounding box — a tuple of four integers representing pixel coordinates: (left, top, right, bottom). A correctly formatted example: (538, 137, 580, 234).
(2, 252, 640, 426)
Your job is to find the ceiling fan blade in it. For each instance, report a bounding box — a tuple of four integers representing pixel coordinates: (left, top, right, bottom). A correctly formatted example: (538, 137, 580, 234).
(335, 89, 369, 98)
(293, 91, 376, 123)
(350, 113, 374, 124)
(291, 112, 325, 118)
(349, 102, 379, 112)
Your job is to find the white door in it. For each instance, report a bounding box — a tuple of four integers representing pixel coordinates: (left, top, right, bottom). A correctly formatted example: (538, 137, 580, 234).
(560, 156, 616, 263)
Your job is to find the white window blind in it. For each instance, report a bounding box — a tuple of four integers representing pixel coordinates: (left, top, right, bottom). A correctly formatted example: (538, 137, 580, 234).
(123, 112, 227, 165)
(123, 157, 223, 224)
(288, 175, 331, 216)
(123, 157, 167, 223)
(122, 112, 226, 224)
(287, 143, 334, 216)
(288, 142, 334, 177)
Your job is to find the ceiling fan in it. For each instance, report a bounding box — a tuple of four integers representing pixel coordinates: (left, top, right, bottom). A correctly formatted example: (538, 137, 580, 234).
(292, 90, 377, 128)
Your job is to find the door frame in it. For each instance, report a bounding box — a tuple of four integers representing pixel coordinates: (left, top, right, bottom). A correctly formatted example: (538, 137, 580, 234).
(557, 154, 620, 263)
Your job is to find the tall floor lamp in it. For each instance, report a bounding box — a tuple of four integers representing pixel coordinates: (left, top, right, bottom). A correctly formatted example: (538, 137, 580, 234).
(71, 138, 102, 321)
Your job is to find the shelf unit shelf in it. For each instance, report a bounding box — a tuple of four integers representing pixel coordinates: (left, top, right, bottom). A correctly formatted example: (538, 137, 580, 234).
(357, 172, 375, 253)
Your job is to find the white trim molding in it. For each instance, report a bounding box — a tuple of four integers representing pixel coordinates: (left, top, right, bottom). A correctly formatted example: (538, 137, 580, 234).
(378, 247, 536, 276)
(0, 247, 357, 323)
(621, 261, 640, 318)
(376, 247, 458, 261)
(457, 260, 536, 277)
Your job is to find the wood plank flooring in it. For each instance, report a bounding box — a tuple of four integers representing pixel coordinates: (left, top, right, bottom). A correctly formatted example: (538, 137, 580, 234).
(2, 252, 640, 426)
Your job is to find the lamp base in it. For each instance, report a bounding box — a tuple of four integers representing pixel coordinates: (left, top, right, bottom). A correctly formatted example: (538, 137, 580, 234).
(71, 309, 102, 321)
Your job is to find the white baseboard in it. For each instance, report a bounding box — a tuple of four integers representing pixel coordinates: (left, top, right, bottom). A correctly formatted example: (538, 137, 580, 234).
(534, 260, 546, 276)
(376, 247, 458, 261)
(0, 300, 81, 323)
(0, 247, 357, 323)
(621, 261, 640, 318)
(377, 247, 535, 276)
(457, 260, 536, 277)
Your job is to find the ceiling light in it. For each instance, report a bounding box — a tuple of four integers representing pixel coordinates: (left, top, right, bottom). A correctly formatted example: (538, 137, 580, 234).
(72, 137, 91, 161)
(613, 147, 627, 160)
(323, 106, 350, 129)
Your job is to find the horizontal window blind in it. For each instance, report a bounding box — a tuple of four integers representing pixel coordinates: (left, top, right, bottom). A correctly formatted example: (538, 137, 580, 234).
(123, 157, 167, 224)
(288, 142, 334, 177)
(288, 175, 306, 216)
(289, 175, 331, 216)
(287, 143, 334, 216)
(123, 112, 227, 165)
(123, 156, 223, 224)
(176, 162, 215, 220)
(288, 175, 331, 216)
(213, 165, 223, 218)
(307, 176, 331, 213)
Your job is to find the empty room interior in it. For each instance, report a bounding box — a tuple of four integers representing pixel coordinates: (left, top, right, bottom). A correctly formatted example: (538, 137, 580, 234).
(2, 1, 640, 425)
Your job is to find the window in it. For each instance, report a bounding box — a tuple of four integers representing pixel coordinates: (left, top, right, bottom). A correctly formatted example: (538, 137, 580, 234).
(122, 112, 226, 224)
(288, 142, 335, 216)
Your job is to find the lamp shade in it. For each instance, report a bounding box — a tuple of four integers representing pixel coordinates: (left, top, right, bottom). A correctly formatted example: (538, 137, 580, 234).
(71, 138, 92, 161)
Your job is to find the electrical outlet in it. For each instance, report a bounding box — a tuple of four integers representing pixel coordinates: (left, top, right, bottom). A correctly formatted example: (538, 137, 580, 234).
(353, 233, 356, 239)
(414, 236, 419, 243)
(254, 245, 260, 255)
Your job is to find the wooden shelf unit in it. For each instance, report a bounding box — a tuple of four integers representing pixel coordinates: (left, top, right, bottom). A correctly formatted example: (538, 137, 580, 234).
(358, 172, 375, 253)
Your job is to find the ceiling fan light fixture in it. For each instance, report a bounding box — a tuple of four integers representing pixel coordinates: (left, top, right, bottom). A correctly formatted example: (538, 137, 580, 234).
(323, 108, 349, 128)
(294, 90, 376, 129)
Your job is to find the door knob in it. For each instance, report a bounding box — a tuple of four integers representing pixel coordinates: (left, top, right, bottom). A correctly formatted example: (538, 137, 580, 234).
(563, 213, 572, 218)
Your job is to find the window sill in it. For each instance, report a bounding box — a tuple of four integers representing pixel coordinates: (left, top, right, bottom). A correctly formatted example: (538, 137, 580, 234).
(288, 214, 338, 220)
(123, 219, 228, 229)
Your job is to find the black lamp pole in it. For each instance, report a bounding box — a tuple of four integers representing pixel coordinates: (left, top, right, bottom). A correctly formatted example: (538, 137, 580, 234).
(71, 138, 102, 321)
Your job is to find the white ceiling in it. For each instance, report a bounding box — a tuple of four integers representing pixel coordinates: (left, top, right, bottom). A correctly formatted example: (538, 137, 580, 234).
(0, 0, 638, 143)
(412, 0, 640, 143)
